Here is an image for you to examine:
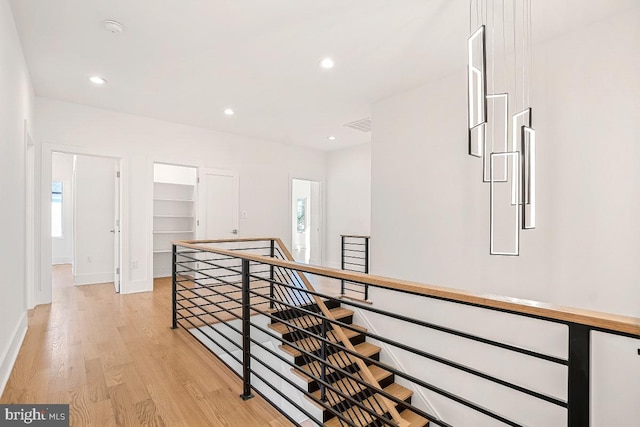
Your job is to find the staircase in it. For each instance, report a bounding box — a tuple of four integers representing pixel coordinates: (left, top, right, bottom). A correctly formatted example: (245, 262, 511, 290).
(268, 299, 430, 427)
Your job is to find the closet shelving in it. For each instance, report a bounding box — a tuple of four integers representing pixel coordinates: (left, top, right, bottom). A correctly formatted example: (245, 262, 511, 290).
(153, 180, 196, 277)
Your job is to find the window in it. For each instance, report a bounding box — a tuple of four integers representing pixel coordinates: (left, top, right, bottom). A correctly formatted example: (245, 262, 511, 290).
(296, 198, 306, 232)
(51, 181, 63, 237)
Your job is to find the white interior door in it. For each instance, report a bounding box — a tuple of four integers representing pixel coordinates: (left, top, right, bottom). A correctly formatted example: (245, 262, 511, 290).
(197, 168, 239, 239)
(113, 165, 121, 292)
(72, 155, 117, 286)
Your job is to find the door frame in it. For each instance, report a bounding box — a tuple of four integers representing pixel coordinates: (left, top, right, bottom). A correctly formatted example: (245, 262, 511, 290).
(39, 143, 129, 304)
(24, 120, 35, 309)
(289, 176, 324, 265)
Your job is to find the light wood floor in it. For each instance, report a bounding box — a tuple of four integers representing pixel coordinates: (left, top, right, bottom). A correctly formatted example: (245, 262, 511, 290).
(0, 264, 295, 427)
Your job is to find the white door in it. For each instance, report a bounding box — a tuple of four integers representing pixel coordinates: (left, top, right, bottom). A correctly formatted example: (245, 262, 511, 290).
(197, 168, 239, 239)
(113, 165, 121, 292)
(72, 155, 117, 287)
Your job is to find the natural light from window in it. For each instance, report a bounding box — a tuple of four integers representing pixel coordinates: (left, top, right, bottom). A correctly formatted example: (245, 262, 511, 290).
(51, 181, 63, 237)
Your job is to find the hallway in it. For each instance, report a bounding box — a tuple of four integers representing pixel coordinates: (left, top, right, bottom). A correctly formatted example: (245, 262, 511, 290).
(1, 265, 293, 426)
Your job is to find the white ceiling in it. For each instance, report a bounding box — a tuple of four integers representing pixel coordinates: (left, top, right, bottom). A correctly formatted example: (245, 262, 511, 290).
(9, 0, 638, 150)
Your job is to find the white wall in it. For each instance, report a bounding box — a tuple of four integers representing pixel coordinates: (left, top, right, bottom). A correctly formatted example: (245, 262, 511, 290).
(36, 98, 326, 296)
(0, 0, 34, 395)
(325, 143, 371, 268)
(154, 163, 197, 186)
(73, 155, 116, 285)
(51, 152, 74, 264)
(370, 7, 640, 318)
(353, 287, 568, 427)
(366, 8, 640, 425)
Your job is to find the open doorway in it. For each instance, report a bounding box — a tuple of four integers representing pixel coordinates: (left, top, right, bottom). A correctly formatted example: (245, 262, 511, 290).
(152, 163, 198, 279)
(291, 179, 322, 264)
(51, 152, 120, 293)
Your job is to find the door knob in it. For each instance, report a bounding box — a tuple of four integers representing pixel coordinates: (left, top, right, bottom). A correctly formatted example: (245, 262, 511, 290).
(232, 229, 238, 234)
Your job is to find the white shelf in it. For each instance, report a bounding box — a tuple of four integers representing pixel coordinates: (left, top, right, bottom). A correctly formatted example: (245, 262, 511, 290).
(153, 198, 194, 202)
(154, 182, 194, 187)
(153, 230, 194, 234)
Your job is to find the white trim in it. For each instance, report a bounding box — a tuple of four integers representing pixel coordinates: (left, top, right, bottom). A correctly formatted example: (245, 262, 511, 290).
(122, 279, 153, 295)
(73, 272, 114, 286)
(24, 120, 35, 310)
(353, 307, 443, 421)
(0, 313, 28, 396)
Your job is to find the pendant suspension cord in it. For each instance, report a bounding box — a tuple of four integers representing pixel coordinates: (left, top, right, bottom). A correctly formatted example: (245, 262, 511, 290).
(469, 0, 473, 32)
(502, 0, 507, 100)
(522, 0, 526, 112)
(491, 0, 495, 95)
(528, 0, 532, 108)
(513, 0, 518, 113)
(483, 0, 487, 27)
(491, 0, 495, 151)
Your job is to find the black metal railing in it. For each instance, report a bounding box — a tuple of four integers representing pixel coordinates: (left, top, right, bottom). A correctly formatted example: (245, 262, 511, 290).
(170, 238, 640, 427)
(340, 235, 370, 300)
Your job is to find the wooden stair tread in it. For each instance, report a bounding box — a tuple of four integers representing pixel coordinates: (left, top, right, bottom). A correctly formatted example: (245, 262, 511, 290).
(299, 342, 380, 376)
(324, 383, 414, 427)
(268, 307, 354, 335)
(381, 382, 413, 403)
(291, 342, 381, 382)
(365, 365, 393, 384)
(310, 375, 367, 408)
(399, 408, 430, 427)
(307, 365, 393, 408)
(278, 325, 366, 358)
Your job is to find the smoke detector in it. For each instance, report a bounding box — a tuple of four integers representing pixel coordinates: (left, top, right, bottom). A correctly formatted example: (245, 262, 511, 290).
(103, 20, 124, 34)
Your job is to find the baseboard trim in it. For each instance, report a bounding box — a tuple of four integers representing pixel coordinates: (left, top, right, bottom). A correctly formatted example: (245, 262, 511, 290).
(74, 272, 113, 286)
(0, 313, 28, 397)
(122, 279, 153, 294)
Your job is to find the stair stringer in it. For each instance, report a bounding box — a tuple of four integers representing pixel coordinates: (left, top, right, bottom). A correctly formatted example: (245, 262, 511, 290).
(351, 306, 443, 422)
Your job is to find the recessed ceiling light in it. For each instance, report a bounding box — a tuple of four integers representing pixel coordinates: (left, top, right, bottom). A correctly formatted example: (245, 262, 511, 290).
(89, 76, 107, 85)
(224, 108, 234, 116)
(103, 20, 124, 34)
(319, 57, 335, 69)
(328, 136, 336, 141)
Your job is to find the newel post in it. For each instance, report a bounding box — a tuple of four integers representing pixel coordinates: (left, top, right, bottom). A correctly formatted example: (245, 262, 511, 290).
(567, 323, 590, 426)
(240, 258, 254, 400)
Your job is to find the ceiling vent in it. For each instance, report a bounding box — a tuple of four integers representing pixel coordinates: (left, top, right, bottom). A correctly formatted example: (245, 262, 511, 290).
(344, 117, 372, 133)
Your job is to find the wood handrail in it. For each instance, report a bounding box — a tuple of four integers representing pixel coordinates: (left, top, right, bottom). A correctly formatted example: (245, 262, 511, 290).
(174, 238, 640, 337)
